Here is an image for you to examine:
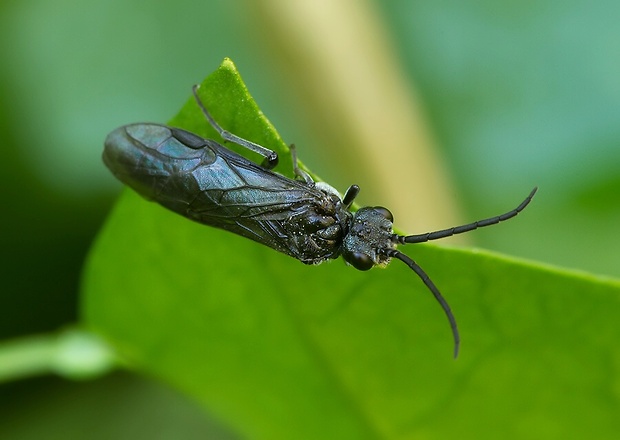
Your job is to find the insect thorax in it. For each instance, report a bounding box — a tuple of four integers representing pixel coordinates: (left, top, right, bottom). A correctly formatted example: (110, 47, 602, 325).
(282, 190, 352, 265)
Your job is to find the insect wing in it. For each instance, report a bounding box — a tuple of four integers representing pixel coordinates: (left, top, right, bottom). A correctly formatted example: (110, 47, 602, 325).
(104, 124, 347, 262)
(186, 143, 346, 262)
(103, 124, 214, 211)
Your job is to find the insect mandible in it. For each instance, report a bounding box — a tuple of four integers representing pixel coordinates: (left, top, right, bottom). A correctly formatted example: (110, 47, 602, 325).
(103, 85, 537, 357)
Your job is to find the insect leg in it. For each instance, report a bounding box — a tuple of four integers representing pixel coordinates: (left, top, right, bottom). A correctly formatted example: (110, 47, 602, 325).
(192, 85, 279, 169)
(342, 185, 360, 209)
(288, 143, 314, 184)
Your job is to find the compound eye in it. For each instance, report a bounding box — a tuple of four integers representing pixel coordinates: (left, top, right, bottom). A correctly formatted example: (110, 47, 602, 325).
(348, 252, 374, 271)
(373, 207, 393, 222)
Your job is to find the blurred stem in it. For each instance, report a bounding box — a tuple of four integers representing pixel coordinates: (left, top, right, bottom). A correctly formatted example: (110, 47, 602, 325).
(0, 328, 116, 383)
(250, 0, 465, 240)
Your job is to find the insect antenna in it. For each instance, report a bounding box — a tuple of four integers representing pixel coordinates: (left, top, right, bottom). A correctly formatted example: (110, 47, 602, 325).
(386, 187, 537, 357)
(382, 248, 460, 358)
(398, 187, 538, 244)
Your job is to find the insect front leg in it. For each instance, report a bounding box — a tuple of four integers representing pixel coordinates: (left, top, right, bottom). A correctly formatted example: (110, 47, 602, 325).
(192, 85, 279, 169)
(289, 143, 359, 209)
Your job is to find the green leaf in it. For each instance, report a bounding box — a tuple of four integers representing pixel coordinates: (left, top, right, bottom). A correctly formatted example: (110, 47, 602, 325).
(82, 59, 620, 439)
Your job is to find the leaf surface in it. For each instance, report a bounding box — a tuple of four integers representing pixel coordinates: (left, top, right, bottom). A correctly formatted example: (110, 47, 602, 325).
(83, 59, 620, 439)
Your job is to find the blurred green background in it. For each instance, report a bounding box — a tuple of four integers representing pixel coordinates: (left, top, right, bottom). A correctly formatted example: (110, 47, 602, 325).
(1, 0, 618, 438)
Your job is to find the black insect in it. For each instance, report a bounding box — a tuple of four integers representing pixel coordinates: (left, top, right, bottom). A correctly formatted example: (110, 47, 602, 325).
(103, 85, 537, 357)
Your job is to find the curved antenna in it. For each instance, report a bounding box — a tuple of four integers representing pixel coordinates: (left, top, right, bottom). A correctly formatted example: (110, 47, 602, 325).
(400, 187, 538, 244)
(383, 249, 460, 358)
